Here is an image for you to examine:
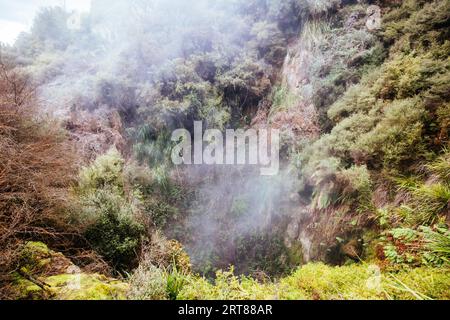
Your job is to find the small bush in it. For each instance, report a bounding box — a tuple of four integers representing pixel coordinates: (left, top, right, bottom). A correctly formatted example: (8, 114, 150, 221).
(75, 150, 145, 271)
(375, 54, 446, 100)
(422, 226, 450, 264)
(77, 148, 125, 195)
(337, 165, 374, 213)
(137, 232, 192, 273)
(308, 157, 342, 210)
(82, 190, 145, 270)
(127, 263, 168, 300)
(355, 98, 429, 170)
(382, 223, 450, 267)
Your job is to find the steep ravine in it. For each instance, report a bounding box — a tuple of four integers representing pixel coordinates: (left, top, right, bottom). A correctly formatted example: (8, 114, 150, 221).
(1, 0, 449, 300)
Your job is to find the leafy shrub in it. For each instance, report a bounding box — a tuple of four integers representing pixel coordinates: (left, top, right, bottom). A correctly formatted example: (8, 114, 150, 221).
(128, 125, 188, 230)
(307, 6, 383, 127)
(217, 57, 272, 117)
(75, 149, 145, 271)
(78, 148, 125, 195)
(128, 264, 187, 301)
(233, 231, 300, 276)
(355, 98, 429, 170)
(382, 224, 450, 267)
(250, 21, 286, 65)
(125, 163, 185, 229)
(327, 78, 381, 122)
(127, 234, 191, 300)
(293, 1, 450, 266)
(30, 7, 72, 51)
(82, 190, 145, 270)
(308, 157, 341, 210)
(375, 54, 446, 100)
(145, 200, 179, 228)
(337, 165, 374, 213)
(422, 226, 450, 264)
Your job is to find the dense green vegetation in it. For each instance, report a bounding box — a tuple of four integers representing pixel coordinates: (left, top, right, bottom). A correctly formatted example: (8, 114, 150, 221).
(178, 263, 450, 300)
(0, 0, 449, 300)
(297, 0, 450, 265)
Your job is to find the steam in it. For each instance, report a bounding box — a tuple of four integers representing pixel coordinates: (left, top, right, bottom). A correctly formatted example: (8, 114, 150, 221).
(29, 0, 255, 118)
(13, 0, 308, 275)
(177, 163, 301, 274)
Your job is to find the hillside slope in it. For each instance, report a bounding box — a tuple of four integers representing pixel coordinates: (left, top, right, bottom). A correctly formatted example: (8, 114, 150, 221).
(0, 0, 449, 300)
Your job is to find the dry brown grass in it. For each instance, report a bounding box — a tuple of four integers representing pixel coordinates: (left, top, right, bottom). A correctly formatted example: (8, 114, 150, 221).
(0, 59, 73, 276)
(0, 56, 112, 298)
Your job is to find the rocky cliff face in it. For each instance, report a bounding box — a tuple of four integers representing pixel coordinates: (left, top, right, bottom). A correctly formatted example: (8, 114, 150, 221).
(279, 2, 385, 264)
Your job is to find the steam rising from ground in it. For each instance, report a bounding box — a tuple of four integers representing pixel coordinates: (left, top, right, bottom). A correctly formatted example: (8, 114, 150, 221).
(11, 0, 307, 275)
(174, 163, 302, 275)
(29, 0, 257, 117)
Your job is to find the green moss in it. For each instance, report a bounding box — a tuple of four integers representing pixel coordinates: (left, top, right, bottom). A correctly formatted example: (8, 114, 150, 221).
(14, 273, 129, 300)
(286, 242, 304, 267)
(12, 242, 129, 300)
(179, 268, 280, 300)
(46, 274, 128, 300)
(178, 263, 450, 300)
(18, 242, 73, 276)
(22, 241, 51, 255)
(19, 242, 52, 273)
(385, 267, 450, 300)
(361, 230, 381, 262)
(12, 274, 44, 300)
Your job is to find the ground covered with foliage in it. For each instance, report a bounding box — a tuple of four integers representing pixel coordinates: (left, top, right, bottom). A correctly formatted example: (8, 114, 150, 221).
(0, 0, 449, 300)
